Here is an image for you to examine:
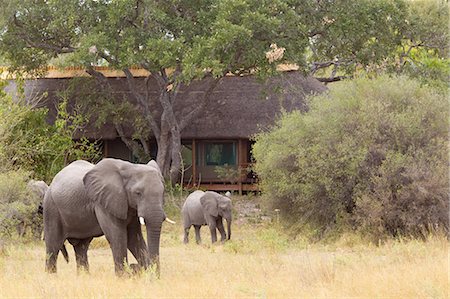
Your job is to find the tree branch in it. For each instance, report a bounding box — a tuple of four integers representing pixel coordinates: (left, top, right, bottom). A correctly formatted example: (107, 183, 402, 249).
(115, 123, 148, 161)
(179, 76, 222, 131)
(123, 68, 161, 138)
(310, 61, 336, 75)
(315, 75, 350, 83)
(24, 40, 75, 54)
(85, 66, 149, 159)
(13, 15, 76, 54)
(140, 137, 150, 156)
(85, 66, 114, 91)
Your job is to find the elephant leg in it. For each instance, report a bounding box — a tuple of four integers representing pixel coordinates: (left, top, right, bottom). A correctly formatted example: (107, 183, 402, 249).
(183, 226, 190, 244)
(44, 201, 65, 273)
(45, 237, 65, 273)
(69, 237, 93, 273)
(127, 219, 149, 270)
(216, 218, 226, 242)
(95, 206, 128, 276)
(194, 225, 202, 244)
(208, 223, 218, 243)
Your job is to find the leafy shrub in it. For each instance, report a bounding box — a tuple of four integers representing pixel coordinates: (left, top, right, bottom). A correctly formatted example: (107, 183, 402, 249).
(0, 79, 100, 244)
(0, 80, 100, 182)
(163, 181, 189, 219)
(253, 76, 448, 240)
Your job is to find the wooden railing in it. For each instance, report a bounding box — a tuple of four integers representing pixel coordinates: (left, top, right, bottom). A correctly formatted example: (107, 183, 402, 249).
(183, 163, 259, 194)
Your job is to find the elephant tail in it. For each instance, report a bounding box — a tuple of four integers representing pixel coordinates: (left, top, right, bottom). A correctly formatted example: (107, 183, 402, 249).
(60, 244, 69, 263)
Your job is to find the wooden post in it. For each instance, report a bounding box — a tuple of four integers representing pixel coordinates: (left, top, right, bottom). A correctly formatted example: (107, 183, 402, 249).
(192, 139, 196, 187)
(104, 140, 109, 157)
(238, 139, 243, 195)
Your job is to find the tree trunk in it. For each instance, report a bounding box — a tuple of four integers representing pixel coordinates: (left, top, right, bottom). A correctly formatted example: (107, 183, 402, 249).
(169, 127, 182, 183)
(154, 111, 182, 182)
(153, 85, 184, 182)
(122, 69, 222, 183)
(155, 128, 171, 177)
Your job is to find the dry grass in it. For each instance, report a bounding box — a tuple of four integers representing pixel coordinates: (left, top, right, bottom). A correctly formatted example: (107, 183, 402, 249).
(0, 222, 448, 299)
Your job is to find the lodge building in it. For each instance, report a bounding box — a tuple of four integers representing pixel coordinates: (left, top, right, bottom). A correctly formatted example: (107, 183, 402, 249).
(4, 67, 326, 193)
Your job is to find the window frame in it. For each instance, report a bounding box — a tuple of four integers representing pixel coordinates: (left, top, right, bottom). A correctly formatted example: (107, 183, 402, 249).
(196, 140, 238, 167)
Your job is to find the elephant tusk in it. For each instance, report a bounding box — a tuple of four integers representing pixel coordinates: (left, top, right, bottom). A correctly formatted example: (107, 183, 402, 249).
(139, 217, 145, 225)
(165, 217, 176, 224)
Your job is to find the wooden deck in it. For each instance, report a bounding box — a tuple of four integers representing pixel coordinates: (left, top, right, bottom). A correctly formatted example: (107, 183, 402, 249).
(184, 182, 259, 194)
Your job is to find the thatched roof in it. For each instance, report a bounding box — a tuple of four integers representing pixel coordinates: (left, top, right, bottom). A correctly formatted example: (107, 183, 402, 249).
(8, 71, 326, 139)
(181, 72, 326, 138)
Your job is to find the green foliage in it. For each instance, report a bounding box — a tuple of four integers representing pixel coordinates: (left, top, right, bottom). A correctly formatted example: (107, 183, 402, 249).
(0, 0, 306, 78)
(63, 77, 152, 162)
(0, 0, 311, 176)
(0, 0, 89, 74)
(303, 0, 449, 84)
(0, 81, 100, 182)
(215, 166, 241, 184)
(391, 0, 449, 88)
(0, 0, 447, 184)
(402, 0, 448, 57)
(163, 181, 190, 219)
(1, 0, 447, 181)
(305, 0, 407, 68)
(0, 80, 100, 242)
(253, 76, 449, 240)
(402, 49, 450, 89)
(0, 0, 447, 83)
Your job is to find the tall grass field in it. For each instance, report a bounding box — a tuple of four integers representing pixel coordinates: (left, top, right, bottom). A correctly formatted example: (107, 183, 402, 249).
(0, 218, 448, 299)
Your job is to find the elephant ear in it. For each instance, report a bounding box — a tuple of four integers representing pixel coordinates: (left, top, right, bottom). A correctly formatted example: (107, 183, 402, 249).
(83, 159, 128, 220)
(218, 195, 232, 211)
(28, 180, 49, 198)
(200, 191, 219, 217)
(147, 160, 163, 181)
(147, 160, 161, 173)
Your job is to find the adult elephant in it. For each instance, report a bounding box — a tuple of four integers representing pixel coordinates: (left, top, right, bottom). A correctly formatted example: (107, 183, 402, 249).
(28, 179, 49, 201)
(43, 158, 168, 276)
(182, 190, 232, 244)
(15, 180, 49, 239)
(28, 179, 69, 262)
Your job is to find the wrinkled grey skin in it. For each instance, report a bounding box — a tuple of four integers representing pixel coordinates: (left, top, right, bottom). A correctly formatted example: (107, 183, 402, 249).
(28, 180, 47, 218)
(182, 190, 232, 244)
(43, 158, 166, 276)
(28, 180, 69, 262)
(28, 180, 49, 200)
(22, 180, 49, 238)
(10, 180, 48, 239)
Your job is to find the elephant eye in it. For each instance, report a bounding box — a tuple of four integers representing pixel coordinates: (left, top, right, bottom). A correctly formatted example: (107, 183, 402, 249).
(135, 190, 142, 197)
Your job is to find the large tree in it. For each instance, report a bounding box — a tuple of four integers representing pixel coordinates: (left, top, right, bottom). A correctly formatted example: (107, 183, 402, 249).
(297, 0, 449, 82)
(0, 0, 307, 180)
(0, 0, 447, 180)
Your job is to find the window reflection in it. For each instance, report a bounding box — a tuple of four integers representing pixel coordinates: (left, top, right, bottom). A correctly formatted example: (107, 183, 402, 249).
(204, 142, 236, 166)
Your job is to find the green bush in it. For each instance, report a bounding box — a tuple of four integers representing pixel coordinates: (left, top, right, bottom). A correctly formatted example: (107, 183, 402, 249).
(0, 80, 101, 243)
(253, 76, 448, 240)
(0, 80, 100, 182)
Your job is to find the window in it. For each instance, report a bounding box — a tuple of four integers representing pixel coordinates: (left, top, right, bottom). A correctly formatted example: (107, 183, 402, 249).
(181, 144, 192, 167)
(200, 142, 237, 166)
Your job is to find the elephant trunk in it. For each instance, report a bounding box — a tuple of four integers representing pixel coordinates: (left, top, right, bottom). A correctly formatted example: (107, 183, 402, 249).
(143, 210, 164, 278)
(226, 217, 232, 240)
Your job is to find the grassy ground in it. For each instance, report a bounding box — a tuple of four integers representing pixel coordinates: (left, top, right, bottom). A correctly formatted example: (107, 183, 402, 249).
(0, 197, 448, 298)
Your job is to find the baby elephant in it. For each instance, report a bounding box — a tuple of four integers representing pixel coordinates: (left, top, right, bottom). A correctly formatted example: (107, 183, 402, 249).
(182, 190, 232, 244)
